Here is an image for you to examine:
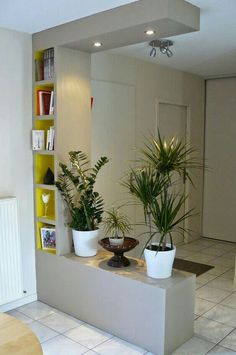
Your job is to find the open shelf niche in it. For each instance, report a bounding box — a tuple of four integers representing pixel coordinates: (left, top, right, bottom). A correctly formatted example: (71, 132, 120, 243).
(32, 46, 91, 256)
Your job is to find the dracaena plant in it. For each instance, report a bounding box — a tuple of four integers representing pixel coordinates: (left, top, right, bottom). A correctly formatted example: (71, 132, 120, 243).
(103, 206, 132, 239)
(56, 151, 109, 231)
(123, 131, 200, 252)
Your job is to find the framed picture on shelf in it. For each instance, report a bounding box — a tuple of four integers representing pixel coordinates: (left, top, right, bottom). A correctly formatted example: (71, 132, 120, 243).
(40, 226, 56, 251)
(32, 130, 45, 150)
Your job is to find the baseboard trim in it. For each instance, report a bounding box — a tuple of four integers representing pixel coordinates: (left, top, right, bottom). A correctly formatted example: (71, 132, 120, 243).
(0, 294, 37, 312)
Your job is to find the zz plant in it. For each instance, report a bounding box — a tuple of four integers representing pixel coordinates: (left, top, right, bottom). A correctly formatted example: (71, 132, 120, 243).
(56, 151, 109, 231)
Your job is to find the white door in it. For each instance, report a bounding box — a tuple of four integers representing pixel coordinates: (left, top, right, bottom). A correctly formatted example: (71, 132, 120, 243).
(157, 102, 188, 244)
(91, 80, 136, 236)
(203, 78, 236, 243)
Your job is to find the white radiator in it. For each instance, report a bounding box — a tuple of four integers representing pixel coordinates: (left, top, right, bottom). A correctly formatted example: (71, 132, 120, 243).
(0, 197, 23, 305)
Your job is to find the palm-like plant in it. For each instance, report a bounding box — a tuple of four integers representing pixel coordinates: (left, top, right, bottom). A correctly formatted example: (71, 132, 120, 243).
(56, 151, 109, 231)
(103, 206, 132, 239)
(124, 131, 200, 252)
(148, 191, 193, 251)
(139, 131, 201, 184)
(122, 167, 166, 220)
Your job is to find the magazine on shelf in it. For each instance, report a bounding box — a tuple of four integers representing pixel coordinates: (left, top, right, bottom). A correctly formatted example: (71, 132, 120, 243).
(32, 130, 45, 150)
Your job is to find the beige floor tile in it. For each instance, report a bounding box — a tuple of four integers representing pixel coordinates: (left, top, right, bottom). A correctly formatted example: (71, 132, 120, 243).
(17, 301, 55, 320)
(204, 304, 236, 327)
(39, 311, 83, 333)
(207, 277, 236, 292)
(195, 298, 216, 316)
(221, 293, 236, 309)
(207, 344, 236, 353)
(93, 337, 146, 355)
(192, 240, 217, 248)
(27, 321, 58, 343)
(221, 269, 235, 280)
(213, 244, 236, 252)
(65, 324, 112, 349)
(210, 257, 235, 268)
(207, 265, 232, 276)
(197, 273, 218, 285)
(41, 335, 88, 355)
(201, 247, 228, 257)
(180, 244, 206, 252)
(196, 286, 231, 303)
(194, 317, 234, 343)
(225, 253, 236, 260)
(220, 329, 236, 351)
(7, 309, 33, 324)
(176, 249, 193, 258)
(172, 336, 215, 354)
(185, 253, 215, 263)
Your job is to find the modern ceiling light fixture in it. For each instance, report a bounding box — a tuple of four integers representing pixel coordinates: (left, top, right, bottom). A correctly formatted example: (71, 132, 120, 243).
(144, 29, 156, 36)
(93, 41, 102, 47)
(149, 42, 157, 57)
(149, 39, 174, 58)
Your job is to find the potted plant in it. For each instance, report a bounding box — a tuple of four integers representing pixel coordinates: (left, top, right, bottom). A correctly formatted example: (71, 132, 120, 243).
(123, 132, 200, 278)
(56, 150, 109, 257)
(103, 206, 132, 246)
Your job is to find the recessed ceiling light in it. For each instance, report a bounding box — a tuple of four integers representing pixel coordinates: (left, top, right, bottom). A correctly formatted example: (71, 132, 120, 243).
(145, 30, 156, 36)
(94, 42, 102, 47)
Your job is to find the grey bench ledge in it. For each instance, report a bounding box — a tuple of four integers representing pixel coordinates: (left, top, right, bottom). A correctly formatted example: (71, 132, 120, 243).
(36, 250, 195, 355)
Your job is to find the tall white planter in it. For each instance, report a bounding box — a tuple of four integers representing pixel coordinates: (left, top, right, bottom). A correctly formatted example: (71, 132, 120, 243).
(144, 243, 176, 279)
(72, 229, 99, 257)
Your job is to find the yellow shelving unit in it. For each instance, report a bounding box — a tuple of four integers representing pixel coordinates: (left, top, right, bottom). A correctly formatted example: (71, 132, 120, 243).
(33, 45, 91, 257)
(33, 48, 56, 255)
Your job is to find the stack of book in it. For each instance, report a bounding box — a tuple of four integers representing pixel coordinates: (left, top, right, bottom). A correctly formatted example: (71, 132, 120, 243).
(44, 48, 54, 80)
(37, 90, 54, 116)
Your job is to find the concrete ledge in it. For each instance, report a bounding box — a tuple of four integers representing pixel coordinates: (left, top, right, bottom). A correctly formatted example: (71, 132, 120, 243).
(36, 250, 195, 355)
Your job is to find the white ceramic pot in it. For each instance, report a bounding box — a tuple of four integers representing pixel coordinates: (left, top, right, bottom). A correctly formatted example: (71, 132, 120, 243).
(144, 243, 176, 279)
(72, 229, 99, 257)
(109, 237, 124, 246)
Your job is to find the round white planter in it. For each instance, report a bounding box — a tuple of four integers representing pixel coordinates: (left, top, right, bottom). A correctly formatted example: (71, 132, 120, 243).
(109, 237, 124, 246)
(144, 243, 176, 279)
(72, 229, 99, 257)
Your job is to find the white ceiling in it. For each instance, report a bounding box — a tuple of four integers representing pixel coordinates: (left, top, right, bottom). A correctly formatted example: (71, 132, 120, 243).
(0, 0, 236, 77)
(113, 0, 236, 77)
(0, 0, 136, 33)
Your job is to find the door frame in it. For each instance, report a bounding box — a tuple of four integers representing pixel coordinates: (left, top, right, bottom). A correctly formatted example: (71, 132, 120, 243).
(155, 99, 191, 244)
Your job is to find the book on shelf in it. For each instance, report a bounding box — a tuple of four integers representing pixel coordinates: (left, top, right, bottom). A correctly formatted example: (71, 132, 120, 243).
(32, 130, 45, 150)
(49, 90, 54, 115)
(37, 90, 53, 116)
(44, 48, 54, 80)
(46, 126, 55, 151)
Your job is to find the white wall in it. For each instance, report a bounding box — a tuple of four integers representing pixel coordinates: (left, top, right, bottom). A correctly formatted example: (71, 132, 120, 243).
(0, 27, 36, 303)
(91, 53, 205, 253)
(203, 78, 236, 243)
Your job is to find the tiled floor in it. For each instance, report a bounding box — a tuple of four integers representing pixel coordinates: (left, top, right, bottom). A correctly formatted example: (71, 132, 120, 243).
(7, 238, 236, 354)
